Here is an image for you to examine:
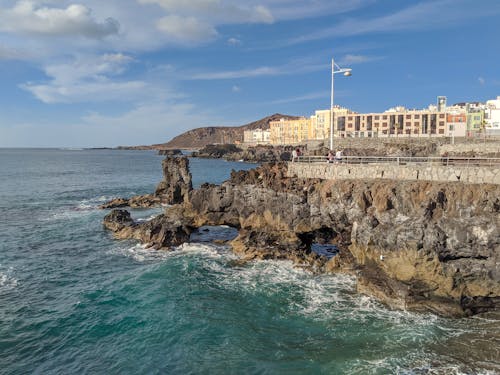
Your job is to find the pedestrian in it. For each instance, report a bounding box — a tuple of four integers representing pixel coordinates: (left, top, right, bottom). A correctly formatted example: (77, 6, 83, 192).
(335, 149, 343, 164)
(291, 149, 298, 162)
(327, 150, 334, 163)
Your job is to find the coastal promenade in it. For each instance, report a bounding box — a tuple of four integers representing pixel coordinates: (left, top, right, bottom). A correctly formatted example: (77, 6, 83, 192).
(289, 156, 500, 184)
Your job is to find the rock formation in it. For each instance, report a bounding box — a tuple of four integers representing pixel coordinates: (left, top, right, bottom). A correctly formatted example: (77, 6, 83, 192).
(102, 157, 499, 317)
(100, 156, 192, 209)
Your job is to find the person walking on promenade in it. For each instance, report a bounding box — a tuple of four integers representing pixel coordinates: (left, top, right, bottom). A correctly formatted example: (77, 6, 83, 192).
(327, 150, 334, 163)
(291, 148, 298, 162)
(335, 149, 343, 164)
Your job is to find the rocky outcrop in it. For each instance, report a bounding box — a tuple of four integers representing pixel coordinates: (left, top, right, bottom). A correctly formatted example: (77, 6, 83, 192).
(100, 157, 193, 209)
(104, 206, 195, 249)
(191, 144, 302, 163)
(102, 157, 500, 316)
(154, 157, 192, 204)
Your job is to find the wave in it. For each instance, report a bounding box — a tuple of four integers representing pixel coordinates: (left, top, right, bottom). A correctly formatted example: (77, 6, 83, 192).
(0, 267, 18, 291)
(108, 242, 225, 263)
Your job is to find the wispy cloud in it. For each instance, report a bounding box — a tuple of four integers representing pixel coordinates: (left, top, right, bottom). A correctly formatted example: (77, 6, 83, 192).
(337, 54, 383, 65)
(478, 77, 485, 85)
(189, 58, 328, 80)
(270, 91, 329, 104)
(288, 0, 500, 45)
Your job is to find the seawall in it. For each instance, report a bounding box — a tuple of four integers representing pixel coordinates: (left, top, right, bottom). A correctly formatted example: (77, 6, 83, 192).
(288, 162, 500, 184)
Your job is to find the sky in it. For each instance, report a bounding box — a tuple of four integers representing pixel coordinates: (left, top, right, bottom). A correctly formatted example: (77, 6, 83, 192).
(0, 0, 499, 147)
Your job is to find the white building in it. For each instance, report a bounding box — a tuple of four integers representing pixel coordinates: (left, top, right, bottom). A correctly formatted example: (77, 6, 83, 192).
(243, 128, 271, 145)
(485, 96, 500, 130)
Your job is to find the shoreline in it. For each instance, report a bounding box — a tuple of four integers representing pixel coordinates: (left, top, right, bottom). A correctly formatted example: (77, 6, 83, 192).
(102, 156, 500, 317)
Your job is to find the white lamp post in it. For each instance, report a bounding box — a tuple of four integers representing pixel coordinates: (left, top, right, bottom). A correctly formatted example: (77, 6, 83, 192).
(330, 58, 352, 151)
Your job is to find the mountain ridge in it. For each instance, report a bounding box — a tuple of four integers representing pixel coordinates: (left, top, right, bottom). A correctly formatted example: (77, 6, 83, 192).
(118, 113, 299, 150)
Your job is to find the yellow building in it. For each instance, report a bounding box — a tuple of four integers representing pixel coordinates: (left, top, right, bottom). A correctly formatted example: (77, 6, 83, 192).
(269, 117, 310, 145)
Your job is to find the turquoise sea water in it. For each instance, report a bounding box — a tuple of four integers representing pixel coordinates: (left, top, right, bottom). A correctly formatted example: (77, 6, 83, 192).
(0, 149, 498, 374)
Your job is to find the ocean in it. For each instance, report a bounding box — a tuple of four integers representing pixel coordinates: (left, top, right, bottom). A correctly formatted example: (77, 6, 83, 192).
(0, 148, 498, 374)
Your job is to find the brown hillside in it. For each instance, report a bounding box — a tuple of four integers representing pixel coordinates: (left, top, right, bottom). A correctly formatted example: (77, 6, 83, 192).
(153, 113, 299, 150)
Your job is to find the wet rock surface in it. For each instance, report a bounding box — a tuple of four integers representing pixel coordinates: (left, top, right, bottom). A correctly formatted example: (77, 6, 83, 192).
(102, 157, 500, 316)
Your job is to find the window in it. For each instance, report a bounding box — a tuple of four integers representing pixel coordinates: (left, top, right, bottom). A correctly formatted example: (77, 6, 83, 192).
(439, 114, 445, 119)
(375, 115, 380, 120)
(414, 114, 420, 119)
(382, 115, 387, 120)
(439, 129, 445, 134)
(406, 115, 411, 119)
(406, 122, 411, 127)
(382, 122, 388, 127)
(439, 121, 445, 126)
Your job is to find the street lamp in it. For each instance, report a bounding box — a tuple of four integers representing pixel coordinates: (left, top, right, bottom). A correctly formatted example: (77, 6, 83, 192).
(330, 58, 352, 150)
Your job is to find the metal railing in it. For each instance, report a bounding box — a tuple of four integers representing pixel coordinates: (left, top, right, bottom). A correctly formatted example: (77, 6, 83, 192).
(293, 155, 500, 167)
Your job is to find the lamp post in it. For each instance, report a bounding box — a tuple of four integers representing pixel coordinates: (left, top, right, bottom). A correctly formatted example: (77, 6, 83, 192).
(330, 58, 352, 151)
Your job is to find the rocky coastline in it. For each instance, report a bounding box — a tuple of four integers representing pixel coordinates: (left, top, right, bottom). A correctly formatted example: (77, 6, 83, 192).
(102, 156, 499, 317)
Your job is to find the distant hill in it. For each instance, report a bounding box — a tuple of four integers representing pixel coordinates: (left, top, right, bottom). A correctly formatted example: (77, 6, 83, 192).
(150, 113, 299, 150)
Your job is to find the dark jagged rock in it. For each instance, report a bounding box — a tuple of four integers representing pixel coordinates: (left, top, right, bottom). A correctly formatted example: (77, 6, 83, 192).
(191, 144, 243, 158)
(102, 160, 500, 317)
(154, 157, 192, 204)
(100, 194, 161, 209)
(100, 157, 193, 209)
(103, 209, 135, 232)
(103, 206, 195, 249)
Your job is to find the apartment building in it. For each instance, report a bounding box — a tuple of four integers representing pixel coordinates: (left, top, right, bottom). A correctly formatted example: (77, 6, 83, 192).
(308, 106, 354, 141)
(269, 117, 310, 145)
(335, 110, 449, 138)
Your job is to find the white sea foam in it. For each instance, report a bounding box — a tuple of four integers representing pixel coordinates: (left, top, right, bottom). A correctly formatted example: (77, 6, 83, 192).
(112, 243, 172, 262)
(111, 242, 230, 263)
(0, 267, 18, 291)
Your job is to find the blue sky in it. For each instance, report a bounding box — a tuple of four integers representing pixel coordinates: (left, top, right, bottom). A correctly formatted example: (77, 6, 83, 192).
(0, 0, 499, 147)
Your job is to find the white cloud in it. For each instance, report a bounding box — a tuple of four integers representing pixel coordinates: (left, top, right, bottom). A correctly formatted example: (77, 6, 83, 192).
(138, 0, 274, 24)
(189, 58, 328, 80)
(266, 0, 372, 21)
(232, 85, 241, 92)
(289, 0, 500, 44)
(20, 53, 155, 103)
(23, 80, 147, 104)
(156, 15, 218, 44)
(338, 54, 383, 65)
(270, 91, 329, 104)
(227, 37, 242, 46)
(0, 1, 119, 38)
(478, 77, 485, 85)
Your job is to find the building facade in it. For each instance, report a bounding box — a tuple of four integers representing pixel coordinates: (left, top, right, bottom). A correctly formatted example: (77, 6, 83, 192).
(243, 129, 271, 145)
(334, 110, 449, 138)
(485, 96, 500, 130)
(269, 117, 310, 145)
